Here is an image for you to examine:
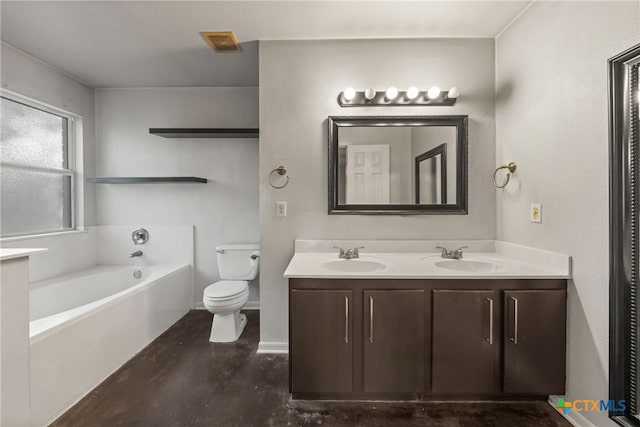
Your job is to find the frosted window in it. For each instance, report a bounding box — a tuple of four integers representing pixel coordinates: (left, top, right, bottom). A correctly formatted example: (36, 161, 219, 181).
(1, 97, 68, 169)
(0, 95, 74, 237)
(1, 169, 71, 236)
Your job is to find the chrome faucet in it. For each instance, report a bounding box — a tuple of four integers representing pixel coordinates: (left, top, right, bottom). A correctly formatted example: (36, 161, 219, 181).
(436, 246, 468, 260)
(333, 246, 365, 260)
(129, 250, 143, 258)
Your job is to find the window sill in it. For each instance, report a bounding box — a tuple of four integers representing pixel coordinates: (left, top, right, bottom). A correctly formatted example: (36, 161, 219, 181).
(0, 229, 89, 243)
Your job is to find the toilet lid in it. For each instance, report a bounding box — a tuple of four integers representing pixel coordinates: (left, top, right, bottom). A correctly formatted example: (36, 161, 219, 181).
(204, 280, 248, 300)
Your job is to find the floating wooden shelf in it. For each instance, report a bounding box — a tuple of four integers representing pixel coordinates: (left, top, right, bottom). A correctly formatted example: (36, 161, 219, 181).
(86, 177, 207, 184)
(149, 128, 259, 138)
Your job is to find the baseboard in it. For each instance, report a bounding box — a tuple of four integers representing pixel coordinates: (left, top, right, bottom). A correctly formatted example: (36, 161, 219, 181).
(257, 341, 289, 354)
(548, 396, 597, 427)
(193, 301, 260, 310)
(244, 301, 260, 310)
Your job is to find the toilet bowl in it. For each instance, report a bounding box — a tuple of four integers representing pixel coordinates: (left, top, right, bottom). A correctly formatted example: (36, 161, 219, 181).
(203, 244, 259, 342)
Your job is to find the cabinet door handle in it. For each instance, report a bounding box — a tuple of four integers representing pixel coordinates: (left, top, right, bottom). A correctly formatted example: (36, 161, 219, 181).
(344, 296, 349, 344)
(369, 296, 374, 343)
(510, 296, 518, 344)
(486, 297, 493, 344)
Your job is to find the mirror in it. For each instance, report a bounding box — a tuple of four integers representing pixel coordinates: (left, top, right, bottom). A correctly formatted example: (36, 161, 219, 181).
(328, 116, 467, 214)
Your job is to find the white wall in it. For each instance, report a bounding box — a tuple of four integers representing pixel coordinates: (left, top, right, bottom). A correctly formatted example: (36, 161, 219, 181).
(0, 42, 97, 227)
(0, 43, 99, 280)
(259, 38, 496, 346)
(496, 2, 639, 426)
(95, 87, 260, 308)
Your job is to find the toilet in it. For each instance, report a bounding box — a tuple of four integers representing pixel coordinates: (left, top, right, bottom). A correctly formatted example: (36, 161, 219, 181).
(203, 243, 260, 342)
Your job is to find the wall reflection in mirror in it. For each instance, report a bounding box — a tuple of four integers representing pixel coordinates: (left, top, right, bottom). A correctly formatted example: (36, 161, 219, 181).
(329, 116, 467, 215)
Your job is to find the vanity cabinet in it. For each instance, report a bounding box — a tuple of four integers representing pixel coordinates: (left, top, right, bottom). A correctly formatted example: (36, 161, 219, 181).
(432, 290, 500, 394)
(503, 290, 566, 395)
(290, 289, 353, 393)
(289, 278, 566, 399)
(363, 290, 425, 392)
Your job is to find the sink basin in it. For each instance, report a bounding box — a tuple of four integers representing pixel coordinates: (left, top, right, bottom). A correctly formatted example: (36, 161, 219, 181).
(434, 259, 507, 273)
(321, 259, 387, 273)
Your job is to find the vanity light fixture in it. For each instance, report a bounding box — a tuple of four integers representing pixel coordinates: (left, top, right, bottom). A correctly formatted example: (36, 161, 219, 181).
(406, 86, 419, 100)
(448, 87, 460, 99)
(385, 86, 399, 101)
(343, 87, 356, 101)
(427, 86, 441, 100)
(337, 86, 459, 107)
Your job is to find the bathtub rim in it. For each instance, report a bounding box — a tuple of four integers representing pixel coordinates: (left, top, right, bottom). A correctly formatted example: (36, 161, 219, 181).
(30, 263, 192, 343)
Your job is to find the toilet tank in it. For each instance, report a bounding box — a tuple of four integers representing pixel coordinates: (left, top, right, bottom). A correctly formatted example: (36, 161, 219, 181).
(216, 243, 260, 280)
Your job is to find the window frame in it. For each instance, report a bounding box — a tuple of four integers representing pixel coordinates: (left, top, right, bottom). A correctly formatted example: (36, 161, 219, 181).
(0, 90, 79, 238)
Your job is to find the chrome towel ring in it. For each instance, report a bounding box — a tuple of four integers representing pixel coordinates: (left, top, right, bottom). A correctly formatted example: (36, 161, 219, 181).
(269, 165, 289, 189)
(493, 162, 517, 188)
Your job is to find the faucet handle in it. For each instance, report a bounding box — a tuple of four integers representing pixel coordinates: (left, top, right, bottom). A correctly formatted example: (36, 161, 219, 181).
(333, 246, 345, 258)
(353, 246, 365, 257)
(435, 246, 450, 255)
(453, 246, 468, 258)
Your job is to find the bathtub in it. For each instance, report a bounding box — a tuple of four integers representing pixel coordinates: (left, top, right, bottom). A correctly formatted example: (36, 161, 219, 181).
(28, 264, 193, 426)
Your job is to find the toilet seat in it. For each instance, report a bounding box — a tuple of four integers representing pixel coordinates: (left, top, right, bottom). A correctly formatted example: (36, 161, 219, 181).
(204, 280, 248, 301)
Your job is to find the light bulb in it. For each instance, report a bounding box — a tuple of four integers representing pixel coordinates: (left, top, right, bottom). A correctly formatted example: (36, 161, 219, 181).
(427, 86, 441, 100)
(385, 86, 398, 100)
(447, 87, 460, 99)
(406, 86, 419, 100)
(364, 88, 376, 100)
(343, 87, 356, 101)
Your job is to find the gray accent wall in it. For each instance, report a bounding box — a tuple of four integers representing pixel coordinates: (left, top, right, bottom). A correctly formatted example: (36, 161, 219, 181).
(259, 38, 496, 345)
(496, 2, 639, 426)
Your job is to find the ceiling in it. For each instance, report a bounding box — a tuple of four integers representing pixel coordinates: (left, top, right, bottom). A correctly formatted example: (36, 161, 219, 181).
(0, 1, 531, 88)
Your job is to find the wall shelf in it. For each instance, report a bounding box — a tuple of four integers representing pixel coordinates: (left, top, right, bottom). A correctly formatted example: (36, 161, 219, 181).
(149, 128, 259, 138)
(86, 177, 207, 184)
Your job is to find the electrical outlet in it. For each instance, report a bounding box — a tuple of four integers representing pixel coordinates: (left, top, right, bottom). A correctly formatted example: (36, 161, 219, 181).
(531, 203, 541, 223)
(276, 201, 287, 217)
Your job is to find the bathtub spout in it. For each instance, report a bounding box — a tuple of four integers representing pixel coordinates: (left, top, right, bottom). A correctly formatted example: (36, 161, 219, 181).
(129, 250, 143, 258)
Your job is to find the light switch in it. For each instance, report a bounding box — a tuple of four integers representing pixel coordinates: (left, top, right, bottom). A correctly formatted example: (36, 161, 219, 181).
(277, 201, 287, 217)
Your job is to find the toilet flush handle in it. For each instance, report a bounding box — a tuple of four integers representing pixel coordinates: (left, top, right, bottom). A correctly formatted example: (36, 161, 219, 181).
(250, 254, 260, 260)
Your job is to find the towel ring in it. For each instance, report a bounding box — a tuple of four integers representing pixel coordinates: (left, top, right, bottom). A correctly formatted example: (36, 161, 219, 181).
(493, 162, 517, 188)
(269, 165, 289, 189)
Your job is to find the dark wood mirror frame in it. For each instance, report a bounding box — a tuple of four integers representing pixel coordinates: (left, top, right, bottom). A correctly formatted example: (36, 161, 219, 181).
(610, 43, 640, 426)
(328, 115, 468, 215)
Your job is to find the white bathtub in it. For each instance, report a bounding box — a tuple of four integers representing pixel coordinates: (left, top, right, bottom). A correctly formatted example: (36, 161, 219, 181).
(29, 264, 193, 426)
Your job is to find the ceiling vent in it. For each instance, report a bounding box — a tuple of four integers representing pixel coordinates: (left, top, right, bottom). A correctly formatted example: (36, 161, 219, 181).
(200, 31, 242, 53)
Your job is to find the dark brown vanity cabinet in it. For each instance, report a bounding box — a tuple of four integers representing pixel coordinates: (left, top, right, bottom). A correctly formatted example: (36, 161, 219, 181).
(363, 290, 426, 392)
(289, 279, 566, 398)
(431, 288, 566, 396)
(503, 290, 566, 395)
(290, 289, 353, 393)
(432, 290, 500, 394)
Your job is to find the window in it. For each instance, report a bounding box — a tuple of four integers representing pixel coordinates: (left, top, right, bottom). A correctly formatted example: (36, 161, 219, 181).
(1, 94, 76, 237)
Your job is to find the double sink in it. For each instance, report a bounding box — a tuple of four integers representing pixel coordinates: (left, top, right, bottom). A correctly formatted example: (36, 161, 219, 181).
(321, 256, 509, 274)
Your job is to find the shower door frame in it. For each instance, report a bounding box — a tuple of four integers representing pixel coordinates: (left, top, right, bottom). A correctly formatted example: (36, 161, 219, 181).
(610, 42, 640, 427)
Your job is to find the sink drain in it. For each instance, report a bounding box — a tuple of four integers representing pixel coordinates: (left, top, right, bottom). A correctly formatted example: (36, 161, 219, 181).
(133, 270, 142, 279)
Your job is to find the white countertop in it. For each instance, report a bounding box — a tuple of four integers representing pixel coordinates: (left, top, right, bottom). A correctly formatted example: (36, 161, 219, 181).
(0, 248, 47, 261)
(283, 240, 571, 279)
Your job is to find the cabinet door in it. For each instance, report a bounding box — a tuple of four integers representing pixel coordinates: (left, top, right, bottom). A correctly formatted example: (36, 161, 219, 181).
(290, 289, 353, 393)
(363, 289, 425, 392)
(432, 290, 500, 394)
(503, 290, 566, 394)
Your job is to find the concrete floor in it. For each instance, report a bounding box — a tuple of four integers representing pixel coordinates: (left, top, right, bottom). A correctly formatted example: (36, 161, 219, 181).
(52, 310, 572, 427)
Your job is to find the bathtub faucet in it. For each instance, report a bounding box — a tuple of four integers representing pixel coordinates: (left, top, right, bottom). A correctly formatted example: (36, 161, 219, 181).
(129, 250, 143, 258)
